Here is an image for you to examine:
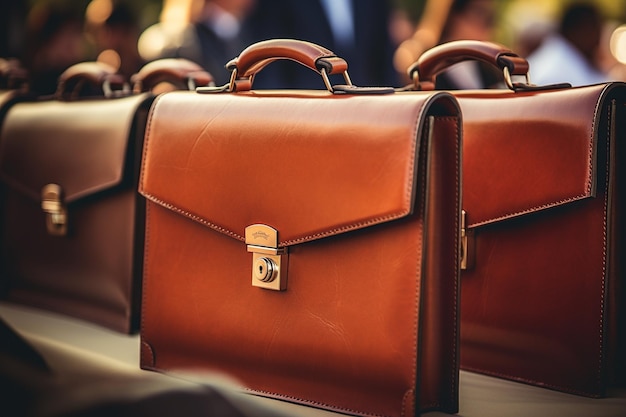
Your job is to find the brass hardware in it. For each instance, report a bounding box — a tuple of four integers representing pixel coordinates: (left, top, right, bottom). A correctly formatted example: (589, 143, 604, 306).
(245, 224, 288, 291)
(41, 184, 67, 236)
(460, 210, 474, 270)
(502, 66, 531, 91)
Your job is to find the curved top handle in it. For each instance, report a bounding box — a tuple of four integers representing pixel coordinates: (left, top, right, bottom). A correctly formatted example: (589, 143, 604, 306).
(223, 39, 351, 92)
(408, 40, 530, 90)
(55, 61, 126, 100)
(131, 58, 214, 93)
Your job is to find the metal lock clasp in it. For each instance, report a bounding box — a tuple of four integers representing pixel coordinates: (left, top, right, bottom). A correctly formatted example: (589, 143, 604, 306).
(245, 224, 288, 291)
(41, 184, 67, 236)
(460, 210, 474, 270)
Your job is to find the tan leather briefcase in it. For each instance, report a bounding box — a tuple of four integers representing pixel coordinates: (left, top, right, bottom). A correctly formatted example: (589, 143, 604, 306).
(409, 40, 625, 397)
(139, 39, 462, 417)
(0, 59, 212, 333)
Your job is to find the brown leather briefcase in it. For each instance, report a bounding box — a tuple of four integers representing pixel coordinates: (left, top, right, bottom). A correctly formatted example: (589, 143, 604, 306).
(408, 40, 625, 398)
(0, 59, 212, 333)
(139, 39, 462, 417)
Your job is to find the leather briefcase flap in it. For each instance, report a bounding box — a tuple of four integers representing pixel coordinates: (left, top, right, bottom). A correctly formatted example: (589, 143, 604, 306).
(139, 92, 448, 249)
(0, 95, 151, 206)
(460, 85, 606, 229)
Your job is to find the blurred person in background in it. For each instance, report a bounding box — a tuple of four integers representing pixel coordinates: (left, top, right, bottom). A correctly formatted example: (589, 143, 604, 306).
(432, 0, 502, 90)
(86, 1, 145, 80)
(153, 0, 258, 86)
(247, 0, 399, 89)
(22, 3, 90, 95)
(510, 19, 554, 61)
(393, 0, 502, 89)
(527, 2, 611, 87)
(599, 21, 626, 83)
(189, 0, 257, 85)
(0, 0, 27, 60)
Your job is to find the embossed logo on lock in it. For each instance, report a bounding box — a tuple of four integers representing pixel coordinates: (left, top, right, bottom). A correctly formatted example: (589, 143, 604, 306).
(245, 224, 288, 291)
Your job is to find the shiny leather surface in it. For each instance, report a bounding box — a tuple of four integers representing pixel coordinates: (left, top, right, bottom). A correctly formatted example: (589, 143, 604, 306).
(1, 99, 142, 202)
(0, 94, 153, 333)
(139, 90, 462, 416)
(458, 83, 626, 397)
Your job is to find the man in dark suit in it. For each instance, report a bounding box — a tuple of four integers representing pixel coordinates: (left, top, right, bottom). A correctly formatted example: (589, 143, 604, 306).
(247, 0, 400, 89)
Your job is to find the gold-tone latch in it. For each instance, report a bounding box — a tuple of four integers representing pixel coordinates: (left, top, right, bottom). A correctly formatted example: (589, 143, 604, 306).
(460, 210, 474, 270)
(41, 184, 67, 236)
(245, 224, 288, 291)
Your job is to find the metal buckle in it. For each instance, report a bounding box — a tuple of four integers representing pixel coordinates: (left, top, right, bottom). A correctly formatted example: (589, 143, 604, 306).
(41, 184, 67, 236)
(503, 66, 531, 91)
(245, 224, 288, 291)
(320, 67, 353, 93)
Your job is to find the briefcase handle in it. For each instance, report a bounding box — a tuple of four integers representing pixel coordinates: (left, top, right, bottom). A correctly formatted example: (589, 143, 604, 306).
(223, 39, 351, 92)
(56, 61, 127, 100)
(407, 40, 531, 90)
(131, 58, 214, 93)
